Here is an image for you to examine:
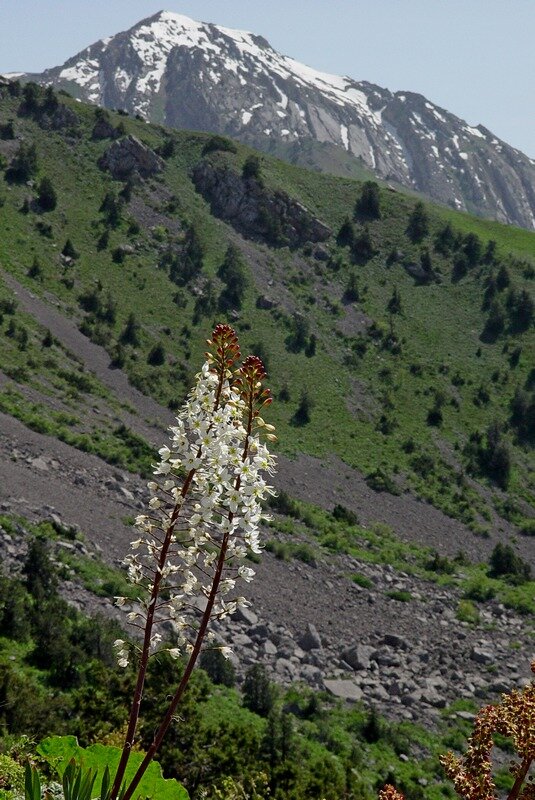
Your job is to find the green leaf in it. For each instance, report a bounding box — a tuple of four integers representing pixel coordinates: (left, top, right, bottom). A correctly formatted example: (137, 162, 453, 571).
(37, 736, 189, 800)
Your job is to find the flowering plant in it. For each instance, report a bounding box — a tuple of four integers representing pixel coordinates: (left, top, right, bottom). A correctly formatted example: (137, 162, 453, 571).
(108, 324, 276, 800)
(380, 660, 535, 800)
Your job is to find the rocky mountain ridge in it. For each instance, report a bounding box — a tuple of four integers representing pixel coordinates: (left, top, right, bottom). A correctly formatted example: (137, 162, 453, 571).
(17, 10, 535, 229)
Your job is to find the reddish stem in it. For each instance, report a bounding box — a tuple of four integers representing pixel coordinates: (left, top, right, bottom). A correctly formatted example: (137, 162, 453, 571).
(507, 756, 532, 800)
(120, 377, 256, 800)
(109, 367, 228, 800)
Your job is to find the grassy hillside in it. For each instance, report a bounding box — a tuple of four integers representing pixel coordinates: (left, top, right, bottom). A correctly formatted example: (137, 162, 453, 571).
(0, 80, 533, 537)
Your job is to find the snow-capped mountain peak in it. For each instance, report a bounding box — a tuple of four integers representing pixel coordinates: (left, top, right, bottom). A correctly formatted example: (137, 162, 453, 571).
(21, 10, 535, 229)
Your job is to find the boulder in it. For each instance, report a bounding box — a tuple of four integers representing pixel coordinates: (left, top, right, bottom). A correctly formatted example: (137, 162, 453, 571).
(383, 633, 410, 650)
(232, 606, 258, 627)
(340, 644, 375, 671)
(323, 679, 363, 703)
(470, 646, 494, 665)
(298, 623, 322, 651)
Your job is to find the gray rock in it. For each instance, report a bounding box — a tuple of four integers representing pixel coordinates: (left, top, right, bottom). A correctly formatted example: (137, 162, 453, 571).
(92, 116, 118, 141)
(232, 607, 258, 627)
(323, 679, 363, 703)
(298, 623, 322, 651)
(98, 135, 164, 179)
(341, 644, 375, 671)
(192, 160, 331, 248)
(255, 295, 278, 310)
(470, 646, 494, 665)
(31, 456, 49, 471)
(383, 634, 410, 650)
(263, 639, 278, 656)
(313, 244, 330, 261)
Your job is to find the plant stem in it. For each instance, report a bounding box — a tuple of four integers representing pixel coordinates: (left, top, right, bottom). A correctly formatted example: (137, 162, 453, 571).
(109, 370, 228, 800)
(120, 389, 255, 800)
(507, 756, 532, 800)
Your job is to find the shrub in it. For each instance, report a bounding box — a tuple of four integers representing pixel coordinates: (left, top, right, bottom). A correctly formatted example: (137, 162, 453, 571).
(351, 226, 376, 263)
(365, 467, 400, 495)
(464, 577, 495, 602)
(291, 389, 313, 426)
(5, 142, 38, 183)
(332, 504, 358, 525)
(120, 312, 140, 346)
(243, 664, 276, 716)
(100, 191, 123, 227)
(147, 343, 166, 366)
(425, 553, 454, 574)
(218, 244, 247, 310)
(202, 135, 237, 155)
(352, 573, 374, 588)
(456, 599, 480, 624)
(37, 176, 57, 211)
(242, 154, 262, 181)
(200, 649, 236, 686)
(406, 202, 429, 243)
(0, 119, 15, 140)
(337, 216, 355, 247)
(355, 181, 381, 219)
(28, 256, 43, 280)
(62, 239, 79, 260)
(386, 590, 412, 602)
(488, 543, 531, 584)
(387, 287, 402, 314)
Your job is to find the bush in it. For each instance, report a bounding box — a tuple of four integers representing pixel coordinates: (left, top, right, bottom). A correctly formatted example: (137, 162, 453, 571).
(5, 142, 38, 183)
(481, 300, 505, 341)
(351, 226, 376, 263)
(464, 577, 495, 602)
(169, 224, 204, 286)
(27, 256, 43, 280)
(332, 504, 358, 525)
(0, 120, 15, 140)
(352, 573, 374, 588)
(100, 191, 122, 227)
(386, 590, 412, 602)
(406, 202, 429, 243)
(218, 244, 247, 310)
(120, 312, 140, 346)
(336, 217, 355, 247)
(147, 343, 166, 366)
(243, 664, 276, 716)
(488, 543, 531, 584)
(365, 467, 400, 495)
(202, 135, 237, 155)
(62, 239, 79, 260)
(425, 553, 454, 574)
(456, 599, 480, 624)
(200, 649, 236, 686)
(387, 287, 402, 315)
(37, 176, 57, 211)
(291, 389, 313, 426)
(242, 154, 262, 181)
(355, 181, 381, 219)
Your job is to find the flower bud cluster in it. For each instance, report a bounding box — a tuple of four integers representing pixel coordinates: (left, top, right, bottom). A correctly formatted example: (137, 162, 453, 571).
(114, 326, 276, 666)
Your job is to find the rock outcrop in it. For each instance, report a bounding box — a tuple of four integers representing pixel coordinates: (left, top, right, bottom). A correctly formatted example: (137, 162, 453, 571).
(98, 135, 164, 179)
(192, 159, 331, 247)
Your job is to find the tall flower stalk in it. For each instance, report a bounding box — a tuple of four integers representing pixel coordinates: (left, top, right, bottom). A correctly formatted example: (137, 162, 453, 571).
(109, 325, 276, 800)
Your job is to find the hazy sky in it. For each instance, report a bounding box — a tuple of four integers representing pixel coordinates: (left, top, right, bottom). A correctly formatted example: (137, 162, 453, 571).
(1, 0, 533, 157)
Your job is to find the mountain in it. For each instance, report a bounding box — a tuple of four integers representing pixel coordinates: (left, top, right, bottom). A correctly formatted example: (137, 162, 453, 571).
(0, 80, 534, 740)
(18, 10, 535, 230)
